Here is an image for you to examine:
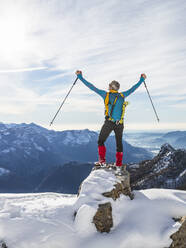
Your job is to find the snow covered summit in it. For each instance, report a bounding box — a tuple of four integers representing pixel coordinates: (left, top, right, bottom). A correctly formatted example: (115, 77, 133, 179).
(0, 165, 186, 248)
(74, 166, 133, 233)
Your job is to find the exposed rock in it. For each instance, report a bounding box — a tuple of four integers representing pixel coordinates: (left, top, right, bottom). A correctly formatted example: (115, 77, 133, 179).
(170, 216, 186, 248)
(159, 143, 175, 156)
(93, 202, 113, 233)
(0, 241, 8, 248)
(103, 169, 133, 200)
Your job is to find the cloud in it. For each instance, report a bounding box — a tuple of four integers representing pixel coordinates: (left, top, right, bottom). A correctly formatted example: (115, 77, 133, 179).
(0, 0, 186, 130)
(0, 67, 47, 73)
(170, 103, 186, 109)
(124, 122, 186, 131)
(47, 121, 186, 132)
(0, 73, 40, 115)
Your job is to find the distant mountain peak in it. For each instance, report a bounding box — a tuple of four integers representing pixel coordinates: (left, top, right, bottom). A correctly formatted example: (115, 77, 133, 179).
(129, 143, 186, 190)
(159, 143, 175, 156)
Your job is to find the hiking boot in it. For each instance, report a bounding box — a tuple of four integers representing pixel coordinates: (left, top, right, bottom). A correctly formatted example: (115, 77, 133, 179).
(94, 161, 107, 168)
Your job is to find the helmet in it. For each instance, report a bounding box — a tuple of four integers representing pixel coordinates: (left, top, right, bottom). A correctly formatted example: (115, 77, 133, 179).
(109, 80, 120, 91)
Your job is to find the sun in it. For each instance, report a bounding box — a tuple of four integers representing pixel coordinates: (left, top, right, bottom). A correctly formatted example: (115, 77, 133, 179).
(0, 12, 29, 62)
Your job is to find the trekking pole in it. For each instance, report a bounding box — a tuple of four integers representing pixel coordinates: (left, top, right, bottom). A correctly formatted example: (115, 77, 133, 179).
(143, 81, 160, 122)
(49, 77, 78, 126)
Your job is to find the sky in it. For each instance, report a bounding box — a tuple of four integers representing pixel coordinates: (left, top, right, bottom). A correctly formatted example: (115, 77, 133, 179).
(0, 0, 186, 131)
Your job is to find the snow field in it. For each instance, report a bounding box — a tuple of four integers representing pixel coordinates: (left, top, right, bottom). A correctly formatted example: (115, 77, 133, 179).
(0, 169, 186, 248)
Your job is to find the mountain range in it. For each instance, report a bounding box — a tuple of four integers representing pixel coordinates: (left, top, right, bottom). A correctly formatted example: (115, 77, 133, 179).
(0, 122, 185, 194)
(0, 122, 152, 193)
(125, 130, 186, 154)
(34, 143, 186, 194)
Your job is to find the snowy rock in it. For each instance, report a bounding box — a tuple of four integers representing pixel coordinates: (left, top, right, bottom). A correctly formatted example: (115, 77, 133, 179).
(102, 169, 133, 200)
(75, 165, 133, 233)
(170, 216, 186, 248)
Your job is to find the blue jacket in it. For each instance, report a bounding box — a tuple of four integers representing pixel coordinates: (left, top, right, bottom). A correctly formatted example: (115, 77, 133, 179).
(77, 74, 144, 121)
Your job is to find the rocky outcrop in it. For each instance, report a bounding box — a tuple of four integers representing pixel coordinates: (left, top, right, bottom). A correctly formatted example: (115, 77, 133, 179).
(74, 165, 133, 233)
(0, 241, 8, 248)
(129, 144, 186, 190)
(170, 216, 186, 248)
(93, 202, 113, 233)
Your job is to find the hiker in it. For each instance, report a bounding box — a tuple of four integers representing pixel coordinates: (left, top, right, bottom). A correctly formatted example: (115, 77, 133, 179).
(75, 70, 146, 174)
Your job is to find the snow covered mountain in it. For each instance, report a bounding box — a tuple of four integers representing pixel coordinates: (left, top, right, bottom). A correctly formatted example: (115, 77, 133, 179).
(129, 144, 186, 190)
(35, 143, 186, 194)
(0, 122, 152, 172)
(1, 122, 186, 194)
(0, 122, 152, 193)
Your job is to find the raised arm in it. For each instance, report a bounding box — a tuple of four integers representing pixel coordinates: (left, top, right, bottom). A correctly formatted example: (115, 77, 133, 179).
(122, 74, 147, 98)
(76, 70, 106, 99)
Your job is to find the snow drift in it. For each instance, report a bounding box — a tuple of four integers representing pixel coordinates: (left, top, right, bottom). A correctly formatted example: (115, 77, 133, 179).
(0, 167, 186, 248)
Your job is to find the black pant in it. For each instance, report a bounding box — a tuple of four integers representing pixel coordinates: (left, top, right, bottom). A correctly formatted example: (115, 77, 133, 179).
(98, 120, 124, 152)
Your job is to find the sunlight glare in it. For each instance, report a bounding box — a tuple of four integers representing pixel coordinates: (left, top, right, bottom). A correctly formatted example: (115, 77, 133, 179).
(0, 13, 28, 59)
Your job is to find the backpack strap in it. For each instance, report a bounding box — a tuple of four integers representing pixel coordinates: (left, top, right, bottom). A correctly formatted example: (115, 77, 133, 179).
(119, 101, 129, 124)
(109, 93, 119, 118)
(104, 92, 110, 116)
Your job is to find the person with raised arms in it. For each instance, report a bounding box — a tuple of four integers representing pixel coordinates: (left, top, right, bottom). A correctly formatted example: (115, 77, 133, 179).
(76, 70, 146, 175)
